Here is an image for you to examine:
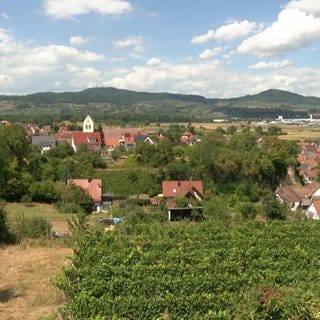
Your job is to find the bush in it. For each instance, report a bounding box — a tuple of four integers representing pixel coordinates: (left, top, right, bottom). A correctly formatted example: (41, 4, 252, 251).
(30, 181, 64, 203)
(56, 185, 94, 214)
(238, 202, 258, 220)
(0, 204, 16, 244)
(13, 214, 52, 240)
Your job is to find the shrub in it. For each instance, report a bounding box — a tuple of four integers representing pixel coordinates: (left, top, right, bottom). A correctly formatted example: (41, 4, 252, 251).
(56, 185, 94, 214)
(238, 202, 258, 220)
(13, 214, 52, 241)
(0, 204, 16, 244)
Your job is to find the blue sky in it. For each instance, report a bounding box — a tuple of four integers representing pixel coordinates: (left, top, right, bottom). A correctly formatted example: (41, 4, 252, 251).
(0, 0, 320, 97)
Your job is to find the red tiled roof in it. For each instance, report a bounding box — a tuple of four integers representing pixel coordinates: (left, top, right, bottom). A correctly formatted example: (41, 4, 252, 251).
(162, 181, 204, 198)
(105, 137, 120, 148)
(276, 183, 320, 204)
(72, 132, 102, 146)
(67, 179, 102, 202)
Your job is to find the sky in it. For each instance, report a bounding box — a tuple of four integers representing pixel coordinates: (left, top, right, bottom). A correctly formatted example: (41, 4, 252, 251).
(0, 0, 320, 98)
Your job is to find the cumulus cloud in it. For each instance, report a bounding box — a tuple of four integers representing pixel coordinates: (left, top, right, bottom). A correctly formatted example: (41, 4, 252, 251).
(199, 47, 224, 59)
(43, 0, 132, 19)
(103, 57, 320, 98)
(113, 36, 145, 53)
(191, 20, 260, 44)
(238, 6, 320, 57)
(286, 0, 320, 17)
(70, 36, 91, 46)
(249, 60, 291, 69)
(0, 34, 104, 93)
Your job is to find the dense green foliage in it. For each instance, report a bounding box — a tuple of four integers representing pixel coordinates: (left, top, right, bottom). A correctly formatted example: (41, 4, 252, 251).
(57, 221, 320, 319)
(96, 170, 161, 197)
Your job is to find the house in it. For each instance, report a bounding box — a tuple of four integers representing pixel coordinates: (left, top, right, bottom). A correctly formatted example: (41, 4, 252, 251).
(305, 188, 320, 219)
(68, 179, 103, 211)
(135, 134, 154, 144)
(103, 127, 152, 151)
(32, 135, 56, 153)
(180, 131, 201, 145)
(162, 181, 204, 207)
(54, 127, 72, 145)
(306, 199, 320, 220)
(71, 131, 102, 152)
(276, 183, 320, 211)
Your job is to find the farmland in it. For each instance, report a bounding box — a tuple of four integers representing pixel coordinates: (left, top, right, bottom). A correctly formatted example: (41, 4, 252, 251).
(57, 220, 320, 319)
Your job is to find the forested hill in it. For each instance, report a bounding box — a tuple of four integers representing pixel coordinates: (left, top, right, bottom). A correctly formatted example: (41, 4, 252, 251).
(1, 87, 320, 122)
(0, 87, 213, 105)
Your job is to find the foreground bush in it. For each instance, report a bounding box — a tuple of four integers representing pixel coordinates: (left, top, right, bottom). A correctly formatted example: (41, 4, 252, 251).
(13, 214, 52, 241)
(56, 221, 320, 319)
(0, 204, 16, 244)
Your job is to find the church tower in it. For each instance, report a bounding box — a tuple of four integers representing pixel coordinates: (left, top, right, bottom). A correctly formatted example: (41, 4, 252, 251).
(83, 114, 94, 133)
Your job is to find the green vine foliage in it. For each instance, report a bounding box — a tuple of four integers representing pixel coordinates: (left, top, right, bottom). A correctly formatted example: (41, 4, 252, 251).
(56, 221, 320, 319)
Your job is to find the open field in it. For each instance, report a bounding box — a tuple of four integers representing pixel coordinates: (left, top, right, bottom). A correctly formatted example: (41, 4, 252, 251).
(6, 203, 72, 234)
(0, 245, 72, 320)
(174, 122, 320, 141)
(278, 125, 320, 141)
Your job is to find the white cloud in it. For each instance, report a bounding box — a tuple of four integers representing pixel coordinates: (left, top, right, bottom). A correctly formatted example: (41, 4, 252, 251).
(43, 0, 132, 19)
(191, 30, 215, 44)
(238, 7, 320, 57)
(215, 20, 261, 41)
(199, 47, 224, 59)
(70, 36, 91, 46)
(113, 36, 145, 53)
(0, 28, 12, 42)
(104, 58, 320, 98)
(192, 20, 259, 44)
(0, 34, 105, 93)
(286, 0, 320, 17)
(249, 60, 291, 69)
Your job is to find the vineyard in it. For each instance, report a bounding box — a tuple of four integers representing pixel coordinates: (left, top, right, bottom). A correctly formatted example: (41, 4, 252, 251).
(57, 221, 320, 319)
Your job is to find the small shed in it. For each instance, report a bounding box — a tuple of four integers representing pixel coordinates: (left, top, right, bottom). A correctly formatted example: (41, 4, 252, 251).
(167, 206, 204, 221)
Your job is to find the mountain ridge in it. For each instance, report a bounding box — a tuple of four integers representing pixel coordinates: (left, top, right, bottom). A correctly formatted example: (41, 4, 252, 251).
(0, 87, 319, 121)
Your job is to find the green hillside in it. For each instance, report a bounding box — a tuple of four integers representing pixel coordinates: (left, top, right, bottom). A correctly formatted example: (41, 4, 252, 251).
(0, 87, 319, 122)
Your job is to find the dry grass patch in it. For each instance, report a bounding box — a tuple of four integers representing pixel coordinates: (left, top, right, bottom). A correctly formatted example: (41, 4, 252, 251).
(0, 245, 72, 320)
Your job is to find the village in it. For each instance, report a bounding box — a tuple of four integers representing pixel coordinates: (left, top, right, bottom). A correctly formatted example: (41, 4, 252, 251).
(2, 113, 320, 222)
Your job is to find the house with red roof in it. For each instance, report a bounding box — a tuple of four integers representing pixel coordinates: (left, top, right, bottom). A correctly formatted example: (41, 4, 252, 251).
(68, 178, 103, 211)
(162, 180, 204, 207)
(276, 182, 320, 211)
(103, 127, 153, 150)
(71, 131, 102, 152)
